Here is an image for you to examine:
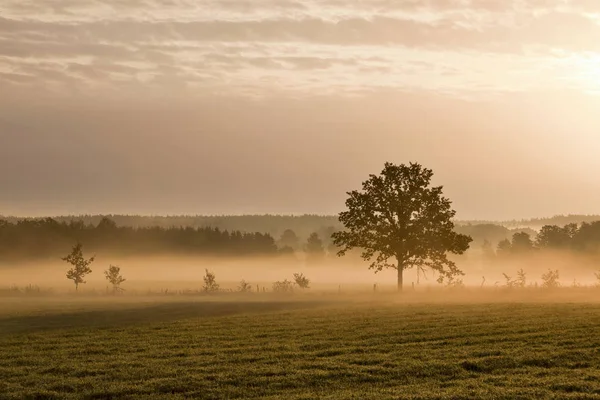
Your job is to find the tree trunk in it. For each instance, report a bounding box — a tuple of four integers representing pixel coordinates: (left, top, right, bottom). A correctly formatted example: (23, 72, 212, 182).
(397, 262, 404, 292)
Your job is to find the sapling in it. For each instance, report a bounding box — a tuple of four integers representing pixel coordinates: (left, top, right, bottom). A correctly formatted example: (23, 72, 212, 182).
(62, 243, 95, 292)
(203, 269, 220, 293)
(104, 265, 126, 294)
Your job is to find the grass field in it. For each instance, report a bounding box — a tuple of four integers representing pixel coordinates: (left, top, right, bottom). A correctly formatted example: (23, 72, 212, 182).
(1, 293, 600, 399)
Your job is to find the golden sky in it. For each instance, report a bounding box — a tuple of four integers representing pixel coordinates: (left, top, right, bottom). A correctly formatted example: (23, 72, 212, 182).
(1, 0, 599, 219)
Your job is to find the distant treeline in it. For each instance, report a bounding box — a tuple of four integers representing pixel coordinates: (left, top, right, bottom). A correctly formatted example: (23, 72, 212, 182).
(0, 218, 280, 261)
(460, 214, 600, 229)
(0, 214, 541, 246)
(0, 214, 545, 263)
(485, 222, 600, 257)
(0, 214, 342, 244)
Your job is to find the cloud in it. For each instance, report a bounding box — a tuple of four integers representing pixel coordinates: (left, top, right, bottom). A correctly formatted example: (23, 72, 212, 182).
(0, 0, 599, 97)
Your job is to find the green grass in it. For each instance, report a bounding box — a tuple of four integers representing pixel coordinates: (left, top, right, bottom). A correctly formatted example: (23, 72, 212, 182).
(1, 295, 600, 399)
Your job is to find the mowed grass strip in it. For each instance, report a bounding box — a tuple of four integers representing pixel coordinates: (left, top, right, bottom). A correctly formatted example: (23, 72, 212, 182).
(1, 299, 600, 399)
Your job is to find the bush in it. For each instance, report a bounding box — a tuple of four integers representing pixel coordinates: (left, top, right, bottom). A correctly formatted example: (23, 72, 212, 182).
(541, 269, 560, 288)
(272, 280, 294, 293)
(238, 280, 252, 293)
(293, 273, 310, 289)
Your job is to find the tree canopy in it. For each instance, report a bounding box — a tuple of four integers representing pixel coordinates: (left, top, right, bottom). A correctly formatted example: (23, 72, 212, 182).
(332, 162, 472, 290)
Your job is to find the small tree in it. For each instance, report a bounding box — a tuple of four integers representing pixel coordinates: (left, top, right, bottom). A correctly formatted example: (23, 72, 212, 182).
(293, 273, 310, 289)
(62, 243, 95, 292)
(541, 269, 560, 288)
(238, 280, 252, 293)
(595, 271, 600, 287)
(104, 265, 126, 293)
(203, 269, 220, 293)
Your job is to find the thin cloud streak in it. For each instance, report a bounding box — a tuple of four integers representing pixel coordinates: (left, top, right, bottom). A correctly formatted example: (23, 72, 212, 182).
(1, 0, 599, 97)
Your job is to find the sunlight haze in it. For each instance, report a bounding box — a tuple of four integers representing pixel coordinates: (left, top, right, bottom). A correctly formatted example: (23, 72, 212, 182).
(1, 0, 600, 220)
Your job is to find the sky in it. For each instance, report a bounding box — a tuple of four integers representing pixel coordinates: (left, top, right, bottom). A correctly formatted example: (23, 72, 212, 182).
(1, 0, 600, 220)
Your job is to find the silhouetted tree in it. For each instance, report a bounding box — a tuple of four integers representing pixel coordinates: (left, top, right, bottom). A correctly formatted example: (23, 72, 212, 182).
(97, 217, 118, 230)
(104, 265, 126, 293)
(332, 162, 472, 291)
(496, 239, 512, 257)
(62, 243, 95, 292)
(305, 232, 325, 264)
(572, 222, 600, 253)
(536, 224, 577, 249)
(278, 229, 300, 250)
(511, 232, 534, 253)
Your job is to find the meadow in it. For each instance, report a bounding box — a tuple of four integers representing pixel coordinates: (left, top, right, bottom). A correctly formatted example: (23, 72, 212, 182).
(1, 292, 600, 399)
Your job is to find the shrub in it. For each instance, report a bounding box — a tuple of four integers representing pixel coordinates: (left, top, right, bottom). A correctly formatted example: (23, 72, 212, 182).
(541, 269, 560, 288)
(272, 280, 294, 293)
(238, 280, 252, 293)
(293, 273, 310, 289)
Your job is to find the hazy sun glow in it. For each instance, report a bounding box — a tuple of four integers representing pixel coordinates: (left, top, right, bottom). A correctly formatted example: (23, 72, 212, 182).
(1, 0, 600, 219)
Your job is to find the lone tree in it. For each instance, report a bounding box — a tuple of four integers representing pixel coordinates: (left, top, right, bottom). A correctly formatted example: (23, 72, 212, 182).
(104, 265, 126, 293)
(62, 243, 95, 292)
(332, 162, 472, 291)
